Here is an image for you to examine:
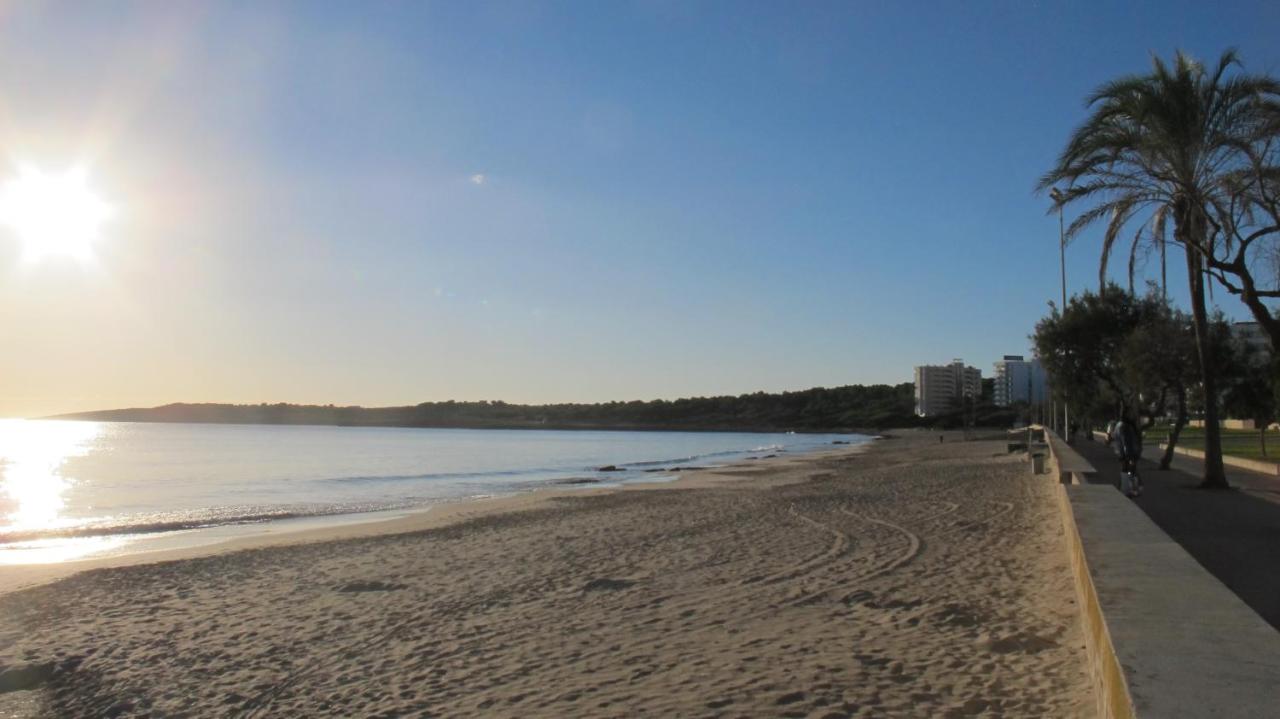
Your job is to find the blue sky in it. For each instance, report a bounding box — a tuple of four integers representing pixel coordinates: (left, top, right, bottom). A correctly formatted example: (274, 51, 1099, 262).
(1, 1, 1278, 415)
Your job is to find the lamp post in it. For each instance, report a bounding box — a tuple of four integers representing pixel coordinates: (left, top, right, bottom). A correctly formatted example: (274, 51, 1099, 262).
(1050, 187, 1069, 441)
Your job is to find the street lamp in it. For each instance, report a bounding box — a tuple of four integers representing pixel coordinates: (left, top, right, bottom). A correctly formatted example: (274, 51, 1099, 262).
(1049, 187, 1069, 441)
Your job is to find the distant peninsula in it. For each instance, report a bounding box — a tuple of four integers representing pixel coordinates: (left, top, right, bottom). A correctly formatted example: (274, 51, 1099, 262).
(48, 383, 966, 433)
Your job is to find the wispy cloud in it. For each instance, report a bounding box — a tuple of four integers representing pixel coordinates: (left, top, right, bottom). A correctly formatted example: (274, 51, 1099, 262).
(469, 173, 486, 185)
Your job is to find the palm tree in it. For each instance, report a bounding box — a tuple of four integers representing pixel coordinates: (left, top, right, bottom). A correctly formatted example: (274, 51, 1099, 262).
(1039, 49, 1279, 489)
(1121, 209, 1169, 297)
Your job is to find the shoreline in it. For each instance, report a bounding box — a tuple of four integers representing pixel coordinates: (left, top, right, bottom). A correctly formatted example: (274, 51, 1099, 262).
(0, 431, 1090, 717)
(0, 442, 868, 595)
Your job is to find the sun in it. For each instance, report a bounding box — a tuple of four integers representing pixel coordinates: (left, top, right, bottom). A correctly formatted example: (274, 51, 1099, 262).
(0, 166, 113, 262)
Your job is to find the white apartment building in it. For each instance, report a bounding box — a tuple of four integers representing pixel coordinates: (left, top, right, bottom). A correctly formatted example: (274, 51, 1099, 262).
(914, 359, 982, 417)
(992, 355, 1049, 407)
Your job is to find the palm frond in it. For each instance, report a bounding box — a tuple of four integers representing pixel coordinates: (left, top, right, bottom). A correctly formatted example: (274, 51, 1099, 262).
(1099, 199, 1141, 289)
(1043, 48, 1280, 302)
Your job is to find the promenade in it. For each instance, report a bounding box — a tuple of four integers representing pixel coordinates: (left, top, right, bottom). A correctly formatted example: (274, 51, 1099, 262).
(1071, 435, 1280, 630)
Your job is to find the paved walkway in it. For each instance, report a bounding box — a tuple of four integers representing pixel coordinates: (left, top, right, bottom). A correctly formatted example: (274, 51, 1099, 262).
(1070, 436, 1280, 631)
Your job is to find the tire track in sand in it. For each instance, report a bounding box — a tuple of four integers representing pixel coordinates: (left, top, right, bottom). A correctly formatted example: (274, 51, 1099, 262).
(742, 503, 851, 586)
(774, 498, 1000, 610)
(768, 507, 920, 608)
(731, 504, 919, 614)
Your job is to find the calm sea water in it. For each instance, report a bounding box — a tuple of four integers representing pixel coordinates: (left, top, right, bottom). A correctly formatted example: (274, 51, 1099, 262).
(0, 419, 868, 564)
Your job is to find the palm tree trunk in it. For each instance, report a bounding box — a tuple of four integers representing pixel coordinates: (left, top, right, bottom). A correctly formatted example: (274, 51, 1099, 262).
(1184, 230, 1229, 488)
(1161, 239, 1167, 300)
(1159, 383, 1188, 470)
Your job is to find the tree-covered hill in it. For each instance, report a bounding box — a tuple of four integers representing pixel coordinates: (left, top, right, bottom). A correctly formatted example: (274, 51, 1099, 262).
(52, 383, 939, 433)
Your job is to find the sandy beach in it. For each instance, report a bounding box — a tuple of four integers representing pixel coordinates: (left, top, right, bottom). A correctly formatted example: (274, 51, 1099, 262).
(0, 433, 1090, 717)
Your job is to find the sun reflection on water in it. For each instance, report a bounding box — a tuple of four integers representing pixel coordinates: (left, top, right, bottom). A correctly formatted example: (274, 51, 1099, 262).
(0, 419, 103, 535)
(0, 535, 128, 565)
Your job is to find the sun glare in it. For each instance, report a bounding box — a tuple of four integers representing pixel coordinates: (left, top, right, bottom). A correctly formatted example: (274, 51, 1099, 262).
(0, 166, 113, 262)
(0, 419, 102, 534)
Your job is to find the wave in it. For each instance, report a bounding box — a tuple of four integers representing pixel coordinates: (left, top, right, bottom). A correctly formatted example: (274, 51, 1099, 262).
(317, 468, 555, 485)
(0, 503, 403, 545)
(621, 455, 699, 468)
(314, 446, 763, 484)
(618, 447, 764, 469)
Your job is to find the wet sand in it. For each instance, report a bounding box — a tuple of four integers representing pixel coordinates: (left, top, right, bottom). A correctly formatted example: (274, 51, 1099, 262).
(0, 432, 1090, 717)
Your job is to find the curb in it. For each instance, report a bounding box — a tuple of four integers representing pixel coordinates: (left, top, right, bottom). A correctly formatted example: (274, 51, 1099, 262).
(1056, 484, 1136, 719)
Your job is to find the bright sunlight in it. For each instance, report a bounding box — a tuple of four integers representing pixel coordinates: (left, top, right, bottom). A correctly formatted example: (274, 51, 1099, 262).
(0, 165, 113, 262)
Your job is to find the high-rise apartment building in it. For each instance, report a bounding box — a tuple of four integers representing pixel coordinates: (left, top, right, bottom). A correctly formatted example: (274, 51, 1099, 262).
(913, 359, 982, 417)
(992, 355, 1048, 407)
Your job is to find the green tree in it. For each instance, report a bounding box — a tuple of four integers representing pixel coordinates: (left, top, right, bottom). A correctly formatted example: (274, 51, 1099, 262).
(1034, 288, 1148, 421)
(1222, 354, 1279, 458)
(1034, 286, 1223, 466)
(1116, 294, 1203, 468)
(1038, 50, 1279, 488)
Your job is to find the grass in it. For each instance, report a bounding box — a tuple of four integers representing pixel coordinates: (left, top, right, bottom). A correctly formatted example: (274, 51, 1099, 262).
(1148, 425, 1279, 462)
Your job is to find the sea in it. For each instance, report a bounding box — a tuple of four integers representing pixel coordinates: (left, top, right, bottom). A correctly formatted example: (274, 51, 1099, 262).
(0, 419, 869, 565)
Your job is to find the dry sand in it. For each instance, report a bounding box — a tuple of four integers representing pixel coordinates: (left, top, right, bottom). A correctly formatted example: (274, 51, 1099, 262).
(0, 432, 1091, 717)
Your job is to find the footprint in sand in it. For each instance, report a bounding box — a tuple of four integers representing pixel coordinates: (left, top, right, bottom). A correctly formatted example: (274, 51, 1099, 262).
(933, 603, 985, 628)
(981, 632, 1057, 655)
(335, 580, 408, 593)
(581, 578, 635, 592)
